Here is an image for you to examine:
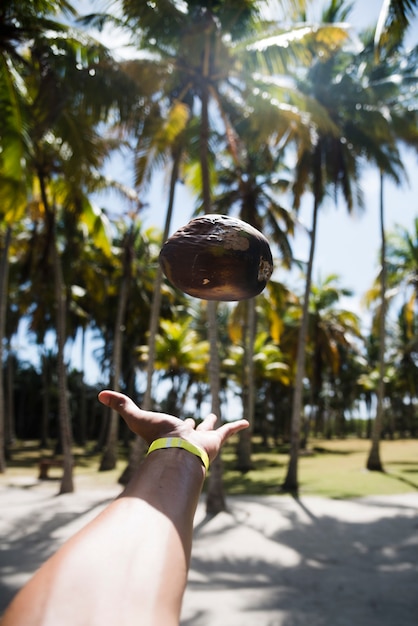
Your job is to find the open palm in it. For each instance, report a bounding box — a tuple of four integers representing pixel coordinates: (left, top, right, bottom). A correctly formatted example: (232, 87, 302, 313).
(98, 390, 249, 464)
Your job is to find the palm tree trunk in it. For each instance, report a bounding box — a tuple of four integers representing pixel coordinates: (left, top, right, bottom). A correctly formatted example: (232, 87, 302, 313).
(247, 300, 256, 433)
(100, 230, 132, 471)
(5, 344, 16, 449)
(99, 276, 128, 470)
(41, 350, 50, 448)
(198, 77, 226, 514)
(282, 196, 319, 494)
(144, 148, 181, 411)
(0, 226, 12, 472)
(39, 176, 74, 493)
(236, 299, 256, 472)
(367, 172, 385, 471)
(79, 326, 87, 446)
(205, 300, 224, 514)
(52, 237, 74, 494)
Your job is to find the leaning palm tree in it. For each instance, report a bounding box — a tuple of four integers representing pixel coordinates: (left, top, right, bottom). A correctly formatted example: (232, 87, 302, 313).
(99, 219, 136, 471)
(386, 218, 418, 325)
(282, 108, 361, 490)
(0, 0, 76, 472)
(364, 0, 418, 471)
(364, 216, 418, 461)
(366, 172, 387, 471)
(1, 7, 136, 489)
(281, 0, 408, 492)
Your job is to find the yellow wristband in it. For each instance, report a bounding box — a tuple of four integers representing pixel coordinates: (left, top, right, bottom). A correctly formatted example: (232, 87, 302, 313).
(146, 437, 210, 472)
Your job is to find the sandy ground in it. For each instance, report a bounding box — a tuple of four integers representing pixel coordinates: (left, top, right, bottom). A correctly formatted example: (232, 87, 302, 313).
(0, 476, 417, 625)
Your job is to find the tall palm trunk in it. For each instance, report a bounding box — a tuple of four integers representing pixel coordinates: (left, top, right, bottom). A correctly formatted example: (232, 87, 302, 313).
(205, 299, 223, 514)
(119, 151, 182, 485)
(79, 326, 87, 446)
(144, 148, 181, 411)
(366, 172, 385, 471)
(199, 76, 225, 514)
(39, 176, 74, 493)
(236, 299, 256, 472)
(52, 236, 74, 494)
(5, 342, 16, 449)
(100, 237, 131, 471)
(247, 300, 256, 434)
(0, 226, 12, 472)
(282, 195, 319, 494)
(41, 349, 50, 448)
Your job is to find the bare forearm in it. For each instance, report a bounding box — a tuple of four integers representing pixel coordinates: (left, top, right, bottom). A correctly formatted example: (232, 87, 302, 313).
(2, 389, 249, 626)
(2, 449, 205, 626)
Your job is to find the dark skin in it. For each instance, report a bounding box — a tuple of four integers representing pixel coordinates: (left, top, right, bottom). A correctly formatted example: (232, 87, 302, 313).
(2, 390, 249, 626)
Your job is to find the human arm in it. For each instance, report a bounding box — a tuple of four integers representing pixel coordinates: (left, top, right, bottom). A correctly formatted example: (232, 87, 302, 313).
(1, 391, 249, 626)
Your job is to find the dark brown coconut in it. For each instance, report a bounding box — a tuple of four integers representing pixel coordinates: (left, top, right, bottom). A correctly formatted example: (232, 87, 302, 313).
(159, 214, 273, 301)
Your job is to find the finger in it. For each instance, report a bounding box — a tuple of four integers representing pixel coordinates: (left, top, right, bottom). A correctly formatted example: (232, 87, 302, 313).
(98, 390, 134, 412)
(98, 390, 149, 422)
(197, 412, 218, 431)
(217, 419, 250, 442)
(183, 417, 196, 430)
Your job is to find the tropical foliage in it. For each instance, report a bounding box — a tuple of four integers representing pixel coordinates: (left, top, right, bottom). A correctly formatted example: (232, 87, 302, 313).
(1, 0, 417, 505)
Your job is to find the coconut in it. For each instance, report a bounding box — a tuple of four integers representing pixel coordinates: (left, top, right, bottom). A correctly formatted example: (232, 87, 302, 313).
(159, 214, 273, 301)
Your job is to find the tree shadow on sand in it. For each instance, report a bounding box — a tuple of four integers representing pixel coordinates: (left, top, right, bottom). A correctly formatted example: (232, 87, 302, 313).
(181, 494, 418, 626)
(0, 487, 116, 613)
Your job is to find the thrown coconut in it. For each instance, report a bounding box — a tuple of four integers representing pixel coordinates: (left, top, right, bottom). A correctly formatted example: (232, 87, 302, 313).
(159, 214, 273, 301)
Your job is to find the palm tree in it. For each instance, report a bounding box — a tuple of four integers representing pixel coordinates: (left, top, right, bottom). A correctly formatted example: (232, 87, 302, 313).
(303, 274, 362, 443)
(281, 0, 398, 492)
(99, 218, 136, 471)
(392, 306, 418, 436)
(374, 0, 418, 58)
(281, 0, 418, 490)
(89, 220, 167, 461)
(209, 128, 296, 471)
(366, 173, 387, 470)
(282, 99, 359, 488)
(224, 327, 290, 444)
(0, 2, 137, 486)
(0, 228, 13, 471)
(386, 218, 418, 326)
(364, 217, 418, 445)
(110, 0, 252, 507)
(22, 173, 107, 491)
(140, 316, 210, 416)
(183, 0, 350, 497)
(89, 0, 353, 508)
(115, 87, 191, 483)
(0, 0, 69, 471)
(363, 5, 418, 469)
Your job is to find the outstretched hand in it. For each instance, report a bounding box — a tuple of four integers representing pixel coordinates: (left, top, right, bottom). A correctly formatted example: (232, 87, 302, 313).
(98, 390, 249, 464)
